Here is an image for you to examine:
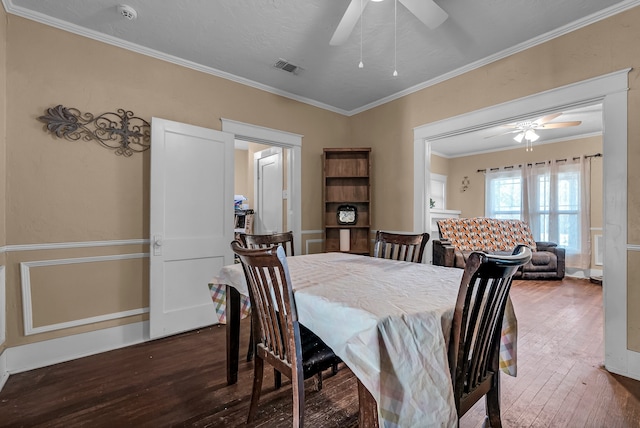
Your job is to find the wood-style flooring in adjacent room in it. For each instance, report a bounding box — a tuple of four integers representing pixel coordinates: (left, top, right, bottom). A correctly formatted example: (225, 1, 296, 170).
(1, 277, 639, 427)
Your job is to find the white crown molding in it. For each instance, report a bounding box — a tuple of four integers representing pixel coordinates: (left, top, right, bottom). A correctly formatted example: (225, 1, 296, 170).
(348, 0, 640, 116)
(1, 1, 350, 116)
(4, 0, 638, 117)
(6, 239, 149, 252)
(21, 253, 149, 336)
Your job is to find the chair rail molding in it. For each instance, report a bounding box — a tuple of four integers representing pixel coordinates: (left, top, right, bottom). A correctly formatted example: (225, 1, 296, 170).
(6, 239, 149, 252)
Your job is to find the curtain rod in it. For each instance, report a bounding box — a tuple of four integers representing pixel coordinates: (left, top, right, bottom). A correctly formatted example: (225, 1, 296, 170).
(476, 152, 602, 173)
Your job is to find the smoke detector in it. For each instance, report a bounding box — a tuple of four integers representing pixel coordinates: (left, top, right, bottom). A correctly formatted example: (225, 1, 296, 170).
(117, 4, 138, 21)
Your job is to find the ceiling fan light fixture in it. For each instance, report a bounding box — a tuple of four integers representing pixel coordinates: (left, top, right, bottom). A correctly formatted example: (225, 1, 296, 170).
(514, 132, 525, 143)
(525, 129, 540, 142)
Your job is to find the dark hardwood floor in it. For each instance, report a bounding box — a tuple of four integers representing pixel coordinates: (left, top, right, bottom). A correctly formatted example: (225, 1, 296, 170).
(1, 277, 639, 427)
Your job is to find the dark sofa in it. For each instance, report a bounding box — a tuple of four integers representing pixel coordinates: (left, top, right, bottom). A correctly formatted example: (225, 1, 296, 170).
(432, 217, 565, 280)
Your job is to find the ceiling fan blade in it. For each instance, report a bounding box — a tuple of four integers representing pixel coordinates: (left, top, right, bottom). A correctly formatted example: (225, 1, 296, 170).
(399, 0, 448, 29)
(330, 0, 370, 46)
(539, 121, 582, 129)
(535, 112, 562, 125)
(484, 130, 518, 139)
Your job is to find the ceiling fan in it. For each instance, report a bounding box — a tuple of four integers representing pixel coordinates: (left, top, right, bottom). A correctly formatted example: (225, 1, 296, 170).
(330, 0, 448, 46)
(487, 112, 582, 143)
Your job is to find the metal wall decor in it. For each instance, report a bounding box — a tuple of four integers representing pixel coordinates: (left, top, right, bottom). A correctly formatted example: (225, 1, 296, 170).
(38, 105, 150, 156)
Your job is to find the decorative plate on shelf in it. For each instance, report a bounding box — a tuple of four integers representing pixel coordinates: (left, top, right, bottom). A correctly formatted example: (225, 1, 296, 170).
(337, 205, 357, 225)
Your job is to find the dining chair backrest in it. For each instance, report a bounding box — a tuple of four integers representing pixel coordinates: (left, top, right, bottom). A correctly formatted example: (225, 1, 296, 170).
(373, 231, 430, 263)
(230, 240, 340, 427)
(448, 244, 532, 427)
(240, 231, 295, 256)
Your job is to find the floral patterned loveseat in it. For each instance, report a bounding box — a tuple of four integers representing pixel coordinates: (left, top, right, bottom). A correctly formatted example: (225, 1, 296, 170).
(432, 217, 565, 280)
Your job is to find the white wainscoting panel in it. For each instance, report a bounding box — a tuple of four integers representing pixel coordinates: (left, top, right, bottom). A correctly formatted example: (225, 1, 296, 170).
(21, 253, 149, 336)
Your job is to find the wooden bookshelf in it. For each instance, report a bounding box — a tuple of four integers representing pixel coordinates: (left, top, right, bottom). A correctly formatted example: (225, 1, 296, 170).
(323, 148, 371, 255)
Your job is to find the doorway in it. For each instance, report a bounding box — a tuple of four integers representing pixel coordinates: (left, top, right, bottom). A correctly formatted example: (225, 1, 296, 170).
(222, 119, 302, 253)
(412, 69, 634, 379)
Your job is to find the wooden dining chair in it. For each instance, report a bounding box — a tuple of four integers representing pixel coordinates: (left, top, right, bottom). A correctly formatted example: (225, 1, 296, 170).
(448, 244, 532, 427)
(240, 231, 294, 366)
(373, 231, 430, 263)
(240, 231, 295, 256)
(230, 241, 341, 428)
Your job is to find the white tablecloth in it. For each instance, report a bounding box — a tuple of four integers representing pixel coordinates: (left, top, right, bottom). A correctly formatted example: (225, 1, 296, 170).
(212, 252, 517, 427)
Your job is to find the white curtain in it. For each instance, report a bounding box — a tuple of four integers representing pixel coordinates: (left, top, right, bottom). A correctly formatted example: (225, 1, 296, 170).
(524, 158, 591, 269)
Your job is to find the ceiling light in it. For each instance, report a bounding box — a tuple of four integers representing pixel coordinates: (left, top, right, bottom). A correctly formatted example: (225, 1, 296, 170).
(371, 0, 384, 2)
(514, 132, 524, 143)
(525, 129, 539, 142)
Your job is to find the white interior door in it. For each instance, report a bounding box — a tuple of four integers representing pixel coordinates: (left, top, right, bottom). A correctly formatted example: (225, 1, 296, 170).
(254, 148, 283, 234)
(150, 117, 234, 339)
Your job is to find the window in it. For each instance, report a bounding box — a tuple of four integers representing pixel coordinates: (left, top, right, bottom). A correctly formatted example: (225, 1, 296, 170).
(430, 173, 447, 210)
(485, 160, 588, 268)
(528, 163, 582, 255)
(485, 170, 523, 220)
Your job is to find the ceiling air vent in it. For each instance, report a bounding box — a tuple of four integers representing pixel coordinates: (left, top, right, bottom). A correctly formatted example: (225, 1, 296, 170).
(274, 58, 299, 74)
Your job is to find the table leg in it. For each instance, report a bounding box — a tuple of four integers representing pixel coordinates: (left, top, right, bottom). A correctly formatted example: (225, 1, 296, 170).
(226, 285, 241, 385)
(357, 379, 379, 428)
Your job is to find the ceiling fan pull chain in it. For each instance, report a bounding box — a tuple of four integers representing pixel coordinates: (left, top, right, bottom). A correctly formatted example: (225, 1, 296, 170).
(393, 0, 398, 77)
(359, 0, 364, 69)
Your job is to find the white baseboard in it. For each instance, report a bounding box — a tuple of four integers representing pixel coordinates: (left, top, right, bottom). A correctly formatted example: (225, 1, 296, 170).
(0, 349, 8, 391)
(566, 268, 603, 279)
(4, 321, 149, 376)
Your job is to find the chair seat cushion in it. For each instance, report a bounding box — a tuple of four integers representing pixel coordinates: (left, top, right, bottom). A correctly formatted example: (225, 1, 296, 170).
(299, 324, 342, 378)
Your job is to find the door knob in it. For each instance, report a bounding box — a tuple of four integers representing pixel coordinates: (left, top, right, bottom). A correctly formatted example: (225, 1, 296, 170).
(153, 234, 163, 255)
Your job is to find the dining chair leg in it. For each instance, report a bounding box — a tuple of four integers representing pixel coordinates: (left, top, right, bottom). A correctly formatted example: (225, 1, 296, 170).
(485, 371, 502, 428)
(291, 371, 305, 428)
(274, 369, 282, 389)
(247, 355, 264, 423)
(246, 328, 254, 362)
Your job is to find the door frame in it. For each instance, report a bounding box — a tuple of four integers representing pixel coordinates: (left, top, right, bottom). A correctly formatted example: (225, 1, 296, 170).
(412, 69, 634, 379)
(221, 119, 302, 253)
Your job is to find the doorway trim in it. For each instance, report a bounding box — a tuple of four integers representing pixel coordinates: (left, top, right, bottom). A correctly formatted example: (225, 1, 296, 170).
(221, 119, 302, 253)
(413, 69, 634, 379)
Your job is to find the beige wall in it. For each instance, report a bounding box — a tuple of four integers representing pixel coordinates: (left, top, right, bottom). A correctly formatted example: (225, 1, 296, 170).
(3, 15, 348, 347)
(2, 6, 640, 353)
(234, 149, 249, 199)
(430, 154, 449, 177)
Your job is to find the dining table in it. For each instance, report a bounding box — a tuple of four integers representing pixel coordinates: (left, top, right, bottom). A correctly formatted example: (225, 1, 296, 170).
(209, 251, 518, 427)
